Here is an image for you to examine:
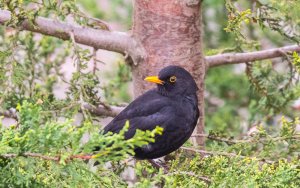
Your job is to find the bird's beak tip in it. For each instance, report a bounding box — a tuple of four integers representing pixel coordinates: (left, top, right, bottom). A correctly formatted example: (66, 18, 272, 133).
(144, 76, 164, 85)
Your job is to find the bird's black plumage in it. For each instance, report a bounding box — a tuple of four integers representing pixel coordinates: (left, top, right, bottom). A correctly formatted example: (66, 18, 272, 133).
(103, 65, 199, 159)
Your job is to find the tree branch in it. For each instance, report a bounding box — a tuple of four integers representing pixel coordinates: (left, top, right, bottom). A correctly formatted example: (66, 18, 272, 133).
(180, 147, 274, 164)
(0, 152, 93, 162)
(0, 10, 145, 64)
(206, 45, 300, 68)
(168, 171, 211, 184)
(2, 9, 299, 68)
(192, 133, 300, 145)
(0, 103, 124, 120)
(83, 104, 125, 117)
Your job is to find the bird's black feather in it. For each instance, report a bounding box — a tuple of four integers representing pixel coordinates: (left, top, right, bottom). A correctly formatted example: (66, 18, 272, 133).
(102, 66, 199, 159)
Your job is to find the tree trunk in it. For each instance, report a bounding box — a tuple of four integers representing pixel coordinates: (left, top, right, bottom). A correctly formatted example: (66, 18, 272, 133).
(131, 0, 206, 146)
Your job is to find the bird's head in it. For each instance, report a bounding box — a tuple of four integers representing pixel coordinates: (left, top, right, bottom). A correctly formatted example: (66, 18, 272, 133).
(144, 65, 198, 97)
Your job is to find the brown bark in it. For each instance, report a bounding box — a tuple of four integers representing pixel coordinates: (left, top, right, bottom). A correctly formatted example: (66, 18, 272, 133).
(131, 0, 205, 146)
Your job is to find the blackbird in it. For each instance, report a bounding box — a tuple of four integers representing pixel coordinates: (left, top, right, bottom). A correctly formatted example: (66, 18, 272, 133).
(103, 65, 199, 159)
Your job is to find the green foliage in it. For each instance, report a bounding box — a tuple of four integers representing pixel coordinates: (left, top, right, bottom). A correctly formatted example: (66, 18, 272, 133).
(133, 116, 300, 187)
(224, 3, 252, 43)
(257, 0, 300, 43)
(0, 29, 68, 109)
(0, 101, 163, 187)
(135, 152, 299, 187)
(292, 52, 300, 73)
(224, 0, 260, 50)
(246, 61, 299, 117)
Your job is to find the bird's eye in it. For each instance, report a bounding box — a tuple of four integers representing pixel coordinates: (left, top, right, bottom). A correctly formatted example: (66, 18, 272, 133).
(169, 76, 177, 83)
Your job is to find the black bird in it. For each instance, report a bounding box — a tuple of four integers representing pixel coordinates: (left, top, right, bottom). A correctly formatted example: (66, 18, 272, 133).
(103, 65, 199, 159)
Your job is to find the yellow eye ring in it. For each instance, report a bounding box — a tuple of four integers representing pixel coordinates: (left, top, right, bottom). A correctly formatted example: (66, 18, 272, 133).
(169, 76, 177, 83)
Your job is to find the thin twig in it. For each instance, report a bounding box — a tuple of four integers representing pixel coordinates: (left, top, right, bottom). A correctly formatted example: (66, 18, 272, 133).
(180, 147, 274, 164)
(191, 134, 240, 145)
(69, 31, 89, 120)
(191, 134, 300, 144)
(83, 103, 124, 117)
(92, 48, 98, 75)
(71, 11, 111, 31)
(0, 152, 93, 162)
(168, 171, 211, 184)
(147, 159, 169, 173)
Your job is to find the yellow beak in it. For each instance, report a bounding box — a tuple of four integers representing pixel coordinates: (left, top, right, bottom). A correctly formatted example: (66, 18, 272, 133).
(144, 76, 164, 85)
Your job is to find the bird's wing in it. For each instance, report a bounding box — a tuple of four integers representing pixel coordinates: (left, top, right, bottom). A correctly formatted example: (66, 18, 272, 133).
(103, 89, 175, 139)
